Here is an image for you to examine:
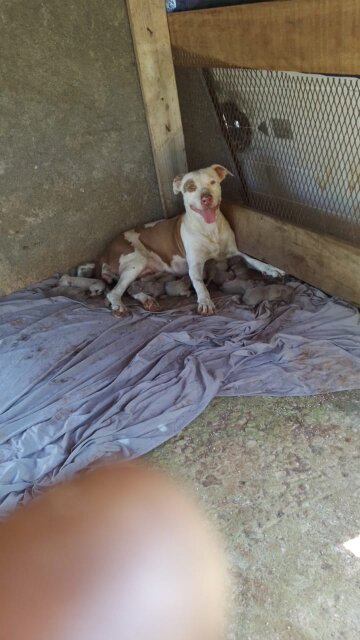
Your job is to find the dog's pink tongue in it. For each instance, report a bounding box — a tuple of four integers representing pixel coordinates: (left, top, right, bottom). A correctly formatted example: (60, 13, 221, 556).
(200, 208, 218, 224)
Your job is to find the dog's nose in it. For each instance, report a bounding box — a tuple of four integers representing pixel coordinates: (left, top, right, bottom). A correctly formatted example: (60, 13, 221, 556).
(201, 192, 213, 207)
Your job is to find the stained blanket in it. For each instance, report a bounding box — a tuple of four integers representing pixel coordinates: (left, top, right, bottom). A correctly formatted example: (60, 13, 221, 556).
(1, 276, 360, 514)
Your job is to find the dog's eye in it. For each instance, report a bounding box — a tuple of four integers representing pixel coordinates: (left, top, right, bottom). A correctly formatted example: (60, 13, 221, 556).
(183, 179, 197, 192)
(210, 180, 216, 185)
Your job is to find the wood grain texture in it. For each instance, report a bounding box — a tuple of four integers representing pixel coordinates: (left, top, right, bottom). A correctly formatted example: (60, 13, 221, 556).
(127, 0, 188, 217)
(222, 202, 360, 306)
(168, 0, 360, 75)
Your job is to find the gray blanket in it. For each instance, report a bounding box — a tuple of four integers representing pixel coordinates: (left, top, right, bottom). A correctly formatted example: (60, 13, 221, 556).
(1, 276, 360, 514)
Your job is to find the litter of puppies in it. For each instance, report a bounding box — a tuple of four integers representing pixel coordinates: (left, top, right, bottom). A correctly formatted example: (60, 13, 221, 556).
(59, 255, 293, 309)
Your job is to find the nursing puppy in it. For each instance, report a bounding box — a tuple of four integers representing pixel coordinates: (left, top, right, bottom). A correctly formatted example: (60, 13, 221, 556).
(66, 165, 283, 317)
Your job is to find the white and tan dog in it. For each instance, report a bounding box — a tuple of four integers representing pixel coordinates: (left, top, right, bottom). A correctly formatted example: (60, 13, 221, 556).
(63, 164, 283, 316)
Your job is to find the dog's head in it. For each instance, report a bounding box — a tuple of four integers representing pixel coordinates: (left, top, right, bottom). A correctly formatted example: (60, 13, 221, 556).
(173, 164, 232, 224)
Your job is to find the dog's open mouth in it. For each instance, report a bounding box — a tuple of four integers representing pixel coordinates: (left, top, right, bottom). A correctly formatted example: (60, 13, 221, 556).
(190, 204, 219, 224)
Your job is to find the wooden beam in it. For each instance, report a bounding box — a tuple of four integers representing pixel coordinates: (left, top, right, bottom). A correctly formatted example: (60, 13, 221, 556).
(126, 0, 188, 217)
(168, 0, 360, 75)
(222, 202, 360, 306)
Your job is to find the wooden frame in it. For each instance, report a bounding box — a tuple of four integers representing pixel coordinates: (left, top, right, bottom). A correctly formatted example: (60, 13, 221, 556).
(126, 0, 187, 217)
(168, 0, 360, 75)
(127, 0, 360, 304)
(222, 203, 360, 306)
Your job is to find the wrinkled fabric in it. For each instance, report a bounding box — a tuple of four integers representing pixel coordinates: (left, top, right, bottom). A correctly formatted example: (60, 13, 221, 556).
(1, 276, 360, 514)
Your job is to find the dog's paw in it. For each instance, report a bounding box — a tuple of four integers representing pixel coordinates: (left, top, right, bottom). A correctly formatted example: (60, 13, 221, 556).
(240, 254, 286, 280)
(197, 299, 216, 316)
(112, 305, 129, 318)
(262, 265, 286, 279)
(108, 292, 128, 317)
(142, 297, 160, 312)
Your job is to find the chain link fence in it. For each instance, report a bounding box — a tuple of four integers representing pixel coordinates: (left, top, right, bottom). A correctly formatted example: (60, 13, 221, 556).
(174, 53, 360, 244)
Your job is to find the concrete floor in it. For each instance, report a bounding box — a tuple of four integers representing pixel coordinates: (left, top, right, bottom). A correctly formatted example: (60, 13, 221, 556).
(148, 392, 360, 640)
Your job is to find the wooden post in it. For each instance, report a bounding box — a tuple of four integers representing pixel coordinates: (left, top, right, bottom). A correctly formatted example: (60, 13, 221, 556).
(126, 0, 188, 217)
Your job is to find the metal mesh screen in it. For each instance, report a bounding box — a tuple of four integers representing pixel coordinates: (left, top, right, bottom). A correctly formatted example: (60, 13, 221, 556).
(174, 56, 360, 245)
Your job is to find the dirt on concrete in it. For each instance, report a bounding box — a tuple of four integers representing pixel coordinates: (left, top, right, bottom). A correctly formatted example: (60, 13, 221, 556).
(148, 392, 360, 640)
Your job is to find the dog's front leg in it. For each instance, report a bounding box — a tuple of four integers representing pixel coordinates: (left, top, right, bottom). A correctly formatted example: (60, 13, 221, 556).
(188, 260, 216, 316)
(224, 237, 285, 279)
(237, 253, 286, 279)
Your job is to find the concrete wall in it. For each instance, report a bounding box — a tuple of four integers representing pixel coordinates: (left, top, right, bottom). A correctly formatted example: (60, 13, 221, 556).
(0, 0, 162, 294)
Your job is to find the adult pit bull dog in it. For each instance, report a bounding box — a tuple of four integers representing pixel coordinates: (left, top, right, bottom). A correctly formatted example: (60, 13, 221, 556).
(63, 164, 284, 316)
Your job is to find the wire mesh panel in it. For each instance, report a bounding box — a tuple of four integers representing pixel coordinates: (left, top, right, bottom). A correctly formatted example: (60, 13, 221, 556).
(174, 54, 360, 245)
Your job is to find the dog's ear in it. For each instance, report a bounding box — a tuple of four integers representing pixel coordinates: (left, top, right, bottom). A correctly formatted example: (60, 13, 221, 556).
(211, 165, 234, 182)
(173, 174, 185, 195)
